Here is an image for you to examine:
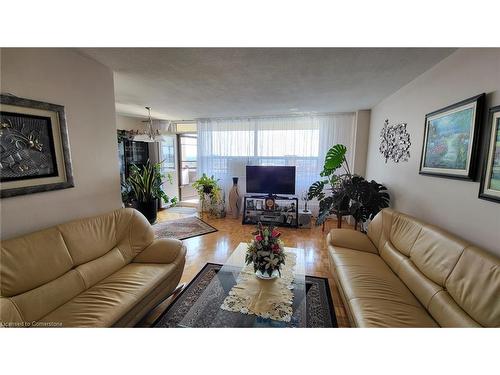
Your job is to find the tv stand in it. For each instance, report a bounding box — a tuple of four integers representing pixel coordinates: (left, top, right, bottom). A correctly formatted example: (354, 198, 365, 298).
(242, 194, 299, 228)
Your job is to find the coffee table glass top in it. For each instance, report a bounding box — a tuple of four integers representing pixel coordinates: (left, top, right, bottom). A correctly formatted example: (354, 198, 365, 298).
(178, 242, 306, 327)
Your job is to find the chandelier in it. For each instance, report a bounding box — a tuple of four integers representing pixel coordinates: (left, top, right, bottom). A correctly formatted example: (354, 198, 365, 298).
(127, 106, 175, 142)
(142, 106, 160, 141)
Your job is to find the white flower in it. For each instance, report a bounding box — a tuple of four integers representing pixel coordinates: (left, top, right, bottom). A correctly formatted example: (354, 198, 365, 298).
(264, 254, 280, 269)
(240, 307, 249, 314)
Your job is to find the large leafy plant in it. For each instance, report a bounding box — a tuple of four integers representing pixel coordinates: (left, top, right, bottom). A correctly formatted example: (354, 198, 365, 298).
(192, 173, 222, 204)
(125, 160, 176, 205)
(308, 144, 390, 229)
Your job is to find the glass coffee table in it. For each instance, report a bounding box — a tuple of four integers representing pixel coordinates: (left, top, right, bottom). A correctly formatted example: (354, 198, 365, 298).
(178, 242, 306, 327)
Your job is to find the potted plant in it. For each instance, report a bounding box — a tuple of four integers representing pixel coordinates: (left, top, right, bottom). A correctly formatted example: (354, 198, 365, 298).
(124, 160, 176, 224)
(308, 144, 390, 230)
(192, 173, 225, 217)
(245, 222, 286, 279)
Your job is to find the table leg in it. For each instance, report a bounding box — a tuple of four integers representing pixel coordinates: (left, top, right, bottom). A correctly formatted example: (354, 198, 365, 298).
(337, 214, 342, 228)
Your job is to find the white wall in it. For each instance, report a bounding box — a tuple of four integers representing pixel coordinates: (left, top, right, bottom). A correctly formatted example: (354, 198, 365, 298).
(1, 48, 122, 239)
(353, 110, 371, 176)
(366, 48, 500, 256)
(116, 114, 142, 130)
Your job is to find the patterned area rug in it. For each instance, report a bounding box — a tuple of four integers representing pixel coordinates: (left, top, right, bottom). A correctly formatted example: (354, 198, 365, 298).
(153, 217, 217, 240)
(152, 263, 338, 328)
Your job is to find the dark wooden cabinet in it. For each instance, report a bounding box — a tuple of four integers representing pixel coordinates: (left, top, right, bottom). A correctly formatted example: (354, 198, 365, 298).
(118, 139, 149, 184)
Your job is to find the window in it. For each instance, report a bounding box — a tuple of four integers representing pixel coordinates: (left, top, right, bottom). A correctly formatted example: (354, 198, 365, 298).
(180, 135, 197, 170)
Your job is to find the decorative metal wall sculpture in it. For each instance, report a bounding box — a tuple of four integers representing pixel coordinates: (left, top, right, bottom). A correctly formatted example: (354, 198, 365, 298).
(0, 94, 74, 198)
(379, 119, 411, 163)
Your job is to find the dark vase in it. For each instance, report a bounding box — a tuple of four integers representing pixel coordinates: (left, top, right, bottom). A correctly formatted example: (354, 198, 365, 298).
(137, 199, 158, 224)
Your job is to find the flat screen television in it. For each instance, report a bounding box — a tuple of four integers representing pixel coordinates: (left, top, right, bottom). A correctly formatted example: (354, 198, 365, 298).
(246, 166, 296, 195)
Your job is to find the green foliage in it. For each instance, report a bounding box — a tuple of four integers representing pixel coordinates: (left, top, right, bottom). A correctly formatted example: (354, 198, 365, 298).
(321, 144, 348, 177)
(124, 160, 177, 205)
(307, 180, 327, 201)
(193, 173, 223, 204)
(308, 144, 390, 229)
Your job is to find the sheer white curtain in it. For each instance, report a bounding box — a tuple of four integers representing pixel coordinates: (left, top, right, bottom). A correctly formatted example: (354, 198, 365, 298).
(197, 113, 355, 210)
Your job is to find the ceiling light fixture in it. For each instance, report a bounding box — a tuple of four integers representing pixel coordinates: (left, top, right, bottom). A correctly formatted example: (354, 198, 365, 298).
(142, 106, 160, 141)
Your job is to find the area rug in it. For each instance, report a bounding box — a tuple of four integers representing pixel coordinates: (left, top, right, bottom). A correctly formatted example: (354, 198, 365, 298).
(152, 263, 338, 328)
(153, 217, 217, 240)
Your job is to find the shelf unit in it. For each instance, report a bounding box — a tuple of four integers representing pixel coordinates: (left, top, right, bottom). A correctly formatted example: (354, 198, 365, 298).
(242, 194, 299, 228)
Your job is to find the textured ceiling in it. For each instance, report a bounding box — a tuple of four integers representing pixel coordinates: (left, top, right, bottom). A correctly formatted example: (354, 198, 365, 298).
(80, 48, 455, 120)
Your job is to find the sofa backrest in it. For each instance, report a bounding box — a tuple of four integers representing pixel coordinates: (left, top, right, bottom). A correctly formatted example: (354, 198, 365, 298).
(368, 208, 499, 327)
(0, 208, 153, 325)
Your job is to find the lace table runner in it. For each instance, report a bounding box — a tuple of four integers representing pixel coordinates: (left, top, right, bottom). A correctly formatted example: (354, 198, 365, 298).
(220, 252, 297, 322)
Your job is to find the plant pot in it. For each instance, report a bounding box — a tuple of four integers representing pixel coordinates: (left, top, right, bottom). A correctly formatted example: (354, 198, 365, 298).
(255, 269, 280, 280)
(136, 199, 158, 224)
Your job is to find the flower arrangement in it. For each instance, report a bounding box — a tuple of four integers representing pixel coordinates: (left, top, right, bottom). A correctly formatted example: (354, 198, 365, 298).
(245, 222, 286, 279)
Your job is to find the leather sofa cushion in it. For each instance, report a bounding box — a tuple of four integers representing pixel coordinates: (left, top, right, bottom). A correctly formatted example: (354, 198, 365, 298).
(1, 228, 73, 297)
(327, 229, 378, 254)
(75, 248, 127, 289)
(58, 208, 154, 265)
(329, 246, 382, 268)
(389, 213, 423, 257)
(331, 248, 421, 308)
(133, 238, 185, 264)
(10, 270, 86, 323)
(428, 291, 480, 327)
(349, 298, 439, 327)
(446, 246, 500, 327)
(38, 263, 176, 327)
(410, 225, 467, 287)
(0, 298, 23, 325)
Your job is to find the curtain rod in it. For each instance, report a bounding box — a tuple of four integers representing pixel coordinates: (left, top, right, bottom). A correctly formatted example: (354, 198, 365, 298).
(190, 111, 355, 122)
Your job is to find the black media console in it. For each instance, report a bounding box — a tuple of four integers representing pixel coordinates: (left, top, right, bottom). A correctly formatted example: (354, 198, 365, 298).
(242, 194, 299, 228)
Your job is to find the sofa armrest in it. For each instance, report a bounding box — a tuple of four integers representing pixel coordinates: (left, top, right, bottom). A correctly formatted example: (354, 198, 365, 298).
(133, 238, 185, 264)
(327, 229, 378, 254)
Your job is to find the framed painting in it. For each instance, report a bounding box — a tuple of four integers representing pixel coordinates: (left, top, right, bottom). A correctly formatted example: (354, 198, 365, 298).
(419, 93, 485, 180)
(479, 106, 500, 203)
(0, 94, 74, 198)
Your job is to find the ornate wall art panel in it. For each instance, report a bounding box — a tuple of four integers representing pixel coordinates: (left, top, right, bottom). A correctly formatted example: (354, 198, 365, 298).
(0, 94, 74, 198)
(379, 119, 411, 163)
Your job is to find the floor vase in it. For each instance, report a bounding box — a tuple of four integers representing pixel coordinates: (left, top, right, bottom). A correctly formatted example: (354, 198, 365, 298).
(228, 177, 241, 219)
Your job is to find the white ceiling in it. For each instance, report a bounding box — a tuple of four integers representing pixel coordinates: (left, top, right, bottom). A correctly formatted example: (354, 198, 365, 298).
(80, 48, 455, 120)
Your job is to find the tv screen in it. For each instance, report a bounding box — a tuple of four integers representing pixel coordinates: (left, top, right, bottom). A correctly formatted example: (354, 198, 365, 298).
(246, 166, 296, 195)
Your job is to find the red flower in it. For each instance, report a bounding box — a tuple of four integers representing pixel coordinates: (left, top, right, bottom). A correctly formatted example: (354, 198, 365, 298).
(255, 235, 263, 241)
(271, 230, 281, 238)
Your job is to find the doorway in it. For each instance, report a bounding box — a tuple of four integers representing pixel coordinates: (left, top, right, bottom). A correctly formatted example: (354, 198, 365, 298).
(178, 133, 198, 205)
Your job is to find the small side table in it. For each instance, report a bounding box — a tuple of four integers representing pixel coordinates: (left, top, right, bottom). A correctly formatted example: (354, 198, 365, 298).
(322, 210, 350, 232)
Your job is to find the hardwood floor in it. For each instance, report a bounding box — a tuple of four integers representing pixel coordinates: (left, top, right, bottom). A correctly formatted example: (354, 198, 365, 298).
(142, 208, 351, 327)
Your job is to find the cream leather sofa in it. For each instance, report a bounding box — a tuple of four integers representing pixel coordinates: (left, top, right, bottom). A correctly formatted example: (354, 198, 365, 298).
(328, 208, 499, 327)
(1, 208, 186, 327)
